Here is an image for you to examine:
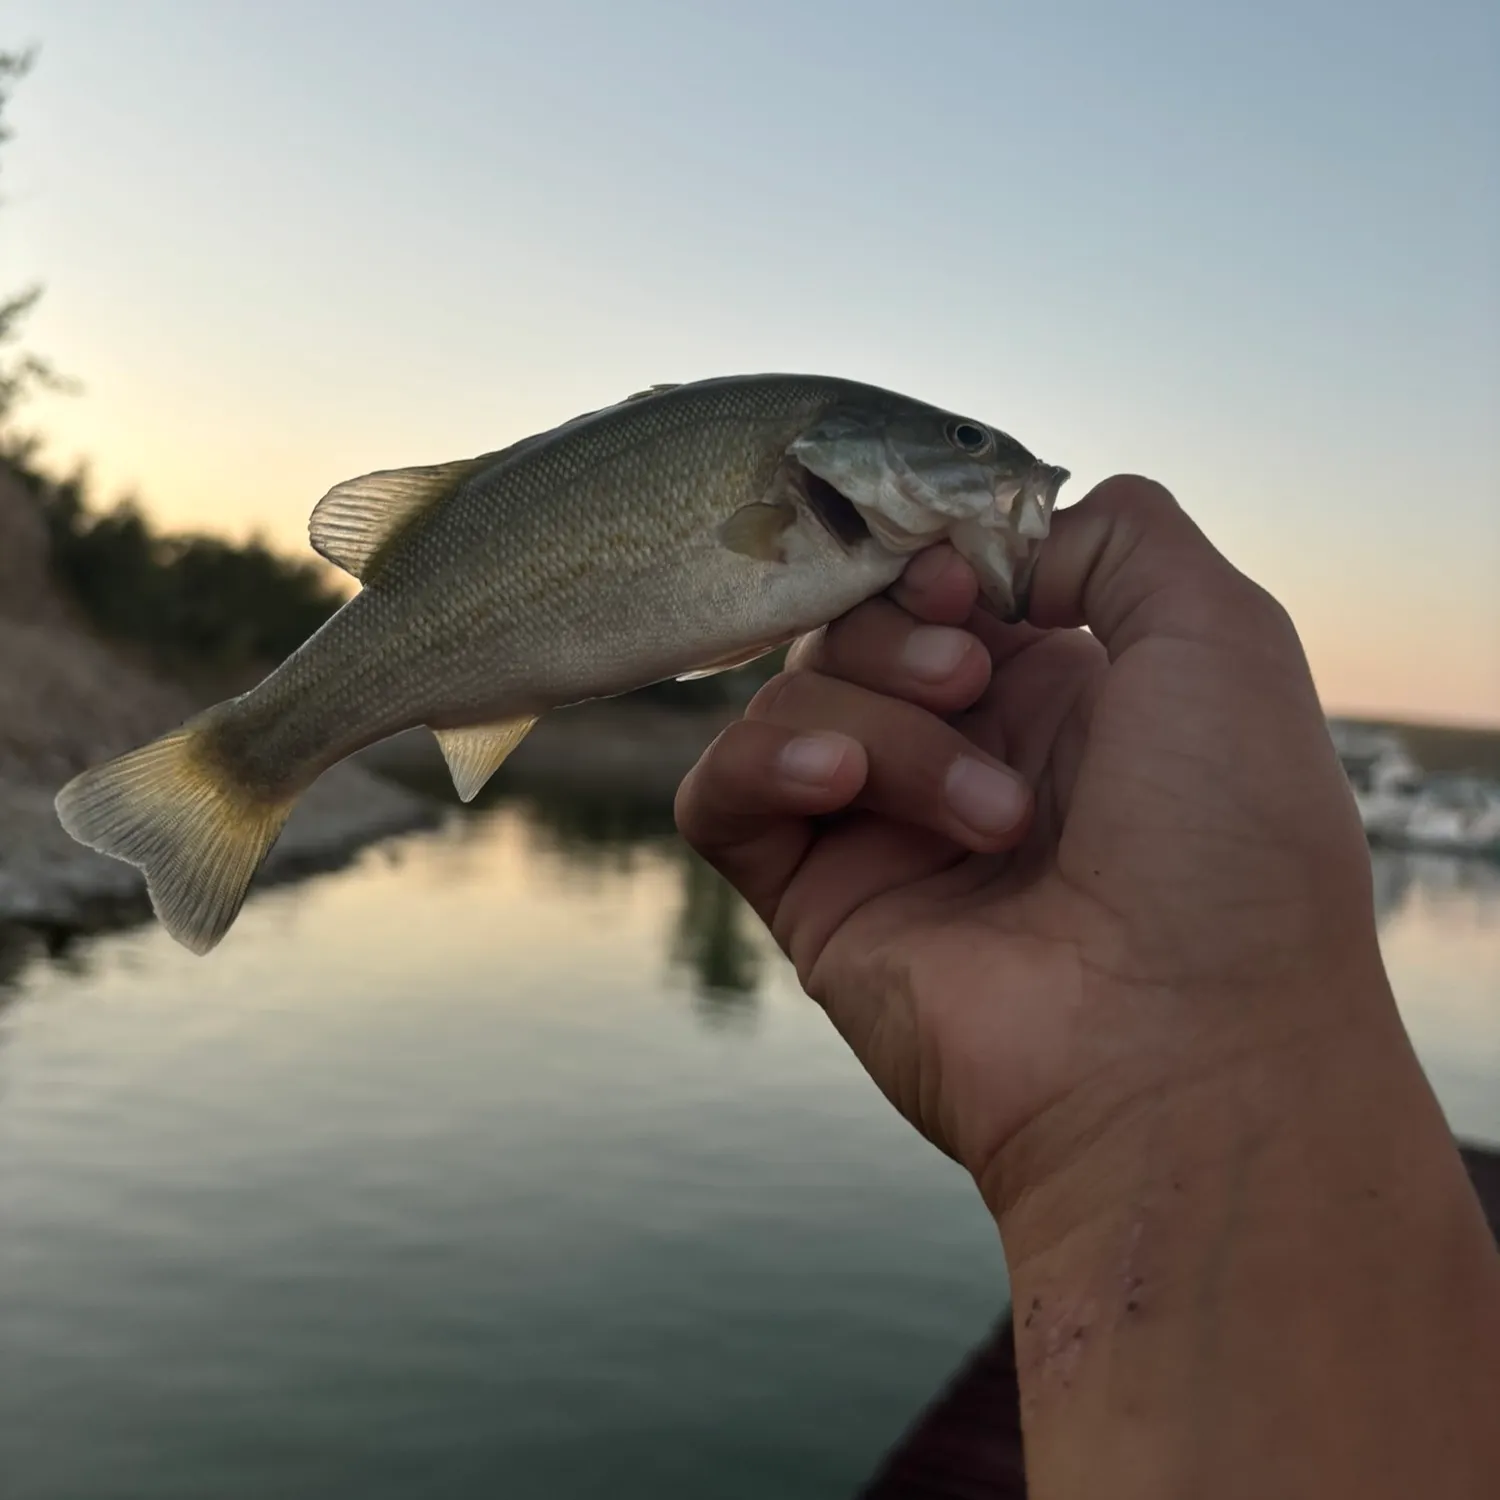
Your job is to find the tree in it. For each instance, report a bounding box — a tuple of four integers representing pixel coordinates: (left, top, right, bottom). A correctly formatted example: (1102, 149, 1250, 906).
(0, 46, 344, 677)
(0, 47, 73, 449)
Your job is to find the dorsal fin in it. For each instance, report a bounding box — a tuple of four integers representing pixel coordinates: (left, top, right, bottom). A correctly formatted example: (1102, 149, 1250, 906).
(308, 456, 486, 581)
(308, 388, 680, 581)
(621, 382, 681, 403)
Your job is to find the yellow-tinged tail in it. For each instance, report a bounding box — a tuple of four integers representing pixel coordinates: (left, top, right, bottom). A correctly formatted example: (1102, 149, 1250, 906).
(54, 722, 294, 955)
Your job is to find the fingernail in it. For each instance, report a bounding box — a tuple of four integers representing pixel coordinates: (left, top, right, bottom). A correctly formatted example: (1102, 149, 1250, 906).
(778, 733, 850, 786)
(945, 757, 1027, 835)
(901, 625, 971, 683)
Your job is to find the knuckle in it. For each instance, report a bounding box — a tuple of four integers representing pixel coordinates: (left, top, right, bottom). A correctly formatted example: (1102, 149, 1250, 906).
(1091, 474, 1182, 532)
(672, 775, 709, 848)
(1241, 577, 1302, 648)
(672, 724, 754, 848)
(804, 600, 902, 683)
(745, 670, 798, 720)
(1174, 567, 1308, 662)
(783, 626, 827, 674)
(1244, 576, 1292, 626)
(1202, 564, 1291, 630)
(672, 751, 718, 844)
(813, 610, 864, 666)
(747, 667, 827, 723)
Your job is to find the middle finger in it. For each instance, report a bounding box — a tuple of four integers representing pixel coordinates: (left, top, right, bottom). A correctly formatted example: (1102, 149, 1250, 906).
(786, 597, 992, 717)
(746, 669, 1030, 852)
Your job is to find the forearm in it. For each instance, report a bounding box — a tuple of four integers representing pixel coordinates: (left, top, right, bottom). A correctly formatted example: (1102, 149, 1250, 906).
(992, 1001, 1500, 1499)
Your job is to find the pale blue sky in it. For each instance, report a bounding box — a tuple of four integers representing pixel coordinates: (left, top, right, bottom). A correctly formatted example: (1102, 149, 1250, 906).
(2, 0, 1496, 723)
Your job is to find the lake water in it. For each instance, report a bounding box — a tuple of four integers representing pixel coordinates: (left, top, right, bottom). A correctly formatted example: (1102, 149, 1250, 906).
(3, 790, 1498, 1500)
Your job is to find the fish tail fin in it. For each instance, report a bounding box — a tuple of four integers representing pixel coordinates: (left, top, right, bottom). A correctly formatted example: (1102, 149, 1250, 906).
(54, 720, 295, 955)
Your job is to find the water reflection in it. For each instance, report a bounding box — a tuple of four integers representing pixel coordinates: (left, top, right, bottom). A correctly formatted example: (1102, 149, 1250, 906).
(0, 781, 767, 1010)
(1, 782, 1497, 1500)
(1372, 845, 1500, 927)
(508, 779, 680, 866)
(504, 785, 1499, 1012)
(1372, 846, 1416, 924)
(672, 851, 764, 1020)
(0, 786, 1005, 1500)
(0, 921, 88, 1001)
(499, 782, 767, 1007)
(503, 793, 1500, 1018)
(5, 784, 1499, 1013)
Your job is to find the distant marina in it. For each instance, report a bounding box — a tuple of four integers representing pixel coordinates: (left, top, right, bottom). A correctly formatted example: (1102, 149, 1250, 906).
(1331, 720, 1500, 861)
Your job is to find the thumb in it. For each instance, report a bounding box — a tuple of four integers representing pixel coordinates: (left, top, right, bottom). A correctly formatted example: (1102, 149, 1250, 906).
(1026, 475, 1291, 662)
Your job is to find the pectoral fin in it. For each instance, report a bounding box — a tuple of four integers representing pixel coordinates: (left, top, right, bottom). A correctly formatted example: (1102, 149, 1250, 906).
(431, 715, 539, 802)
(675, 638, 789, 681)
(717, 501, 795, 562)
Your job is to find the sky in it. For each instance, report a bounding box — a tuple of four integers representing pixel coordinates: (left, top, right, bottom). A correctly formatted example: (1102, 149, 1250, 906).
(1, 0, 1496, 725)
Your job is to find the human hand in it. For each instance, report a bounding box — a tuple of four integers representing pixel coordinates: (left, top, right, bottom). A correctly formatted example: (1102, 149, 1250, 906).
(675, 475, 1387, 1211)
(677, 474, 1500, 1494)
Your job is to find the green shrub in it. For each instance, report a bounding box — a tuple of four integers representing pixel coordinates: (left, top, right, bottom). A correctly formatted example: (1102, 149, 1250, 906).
(36, 469, 344, 674)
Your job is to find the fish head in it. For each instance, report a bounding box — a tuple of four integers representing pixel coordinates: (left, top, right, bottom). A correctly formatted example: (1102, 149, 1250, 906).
(787, 397, 1069, 619)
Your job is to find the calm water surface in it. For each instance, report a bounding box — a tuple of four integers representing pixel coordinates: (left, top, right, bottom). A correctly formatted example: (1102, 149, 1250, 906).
(3, 793, 1497, 1500)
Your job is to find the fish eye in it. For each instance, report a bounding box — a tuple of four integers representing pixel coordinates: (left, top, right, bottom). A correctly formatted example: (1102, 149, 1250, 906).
(946, 420, 992, 456)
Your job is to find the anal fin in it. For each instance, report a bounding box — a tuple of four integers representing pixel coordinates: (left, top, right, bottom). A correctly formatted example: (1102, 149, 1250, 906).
(431, 715, 539, 802)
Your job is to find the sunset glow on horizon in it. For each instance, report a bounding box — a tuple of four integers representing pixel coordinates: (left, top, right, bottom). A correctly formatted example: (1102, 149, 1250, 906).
(2, 0, 1495, 726)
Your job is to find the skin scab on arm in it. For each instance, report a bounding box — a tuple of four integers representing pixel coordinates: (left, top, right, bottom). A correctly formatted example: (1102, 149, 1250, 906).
(1011, 1168, 1178, 1419)
(1015, 1288, 1101, 1402)
(1014, 1217, 1155, 1403)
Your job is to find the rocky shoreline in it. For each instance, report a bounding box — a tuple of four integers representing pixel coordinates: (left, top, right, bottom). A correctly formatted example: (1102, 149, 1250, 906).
(0, 700, 731, 941)
(0, 760, 442, 934)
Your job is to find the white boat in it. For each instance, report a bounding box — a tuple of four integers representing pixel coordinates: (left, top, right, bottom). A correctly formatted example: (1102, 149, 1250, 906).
(1328, 721, 1424, 842)
(1392, 775, 1500, 859)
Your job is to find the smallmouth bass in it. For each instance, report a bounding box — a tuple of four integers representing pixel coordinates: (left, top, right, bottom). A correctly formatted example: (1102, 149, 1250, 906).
(55, 372, 1068, 953)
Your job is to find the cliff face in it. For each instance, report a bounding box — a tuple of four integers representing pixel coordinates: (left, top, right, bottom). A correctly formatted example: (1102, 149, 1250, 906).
(0, 464, 193, 786)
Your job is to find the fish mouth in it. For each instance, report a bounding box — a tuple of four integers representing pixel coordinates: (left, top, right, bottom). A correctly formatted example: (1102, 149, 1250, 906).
(1003, 462, 1071, 621)
(1019, 463, 1069, 528)
(785, 456, 1070, 611)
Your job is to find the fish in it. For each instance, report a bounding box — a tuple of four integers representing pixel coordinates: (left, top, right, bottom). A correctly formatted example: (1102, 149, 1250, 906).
(54, 372, 1069, 955)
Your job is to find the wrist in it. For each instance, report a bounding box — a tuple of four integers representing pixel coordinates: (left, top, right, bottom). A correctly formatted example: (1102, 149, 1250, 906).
(978, 965, 1427, 1250)
(980, 978, 1500, 1495)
